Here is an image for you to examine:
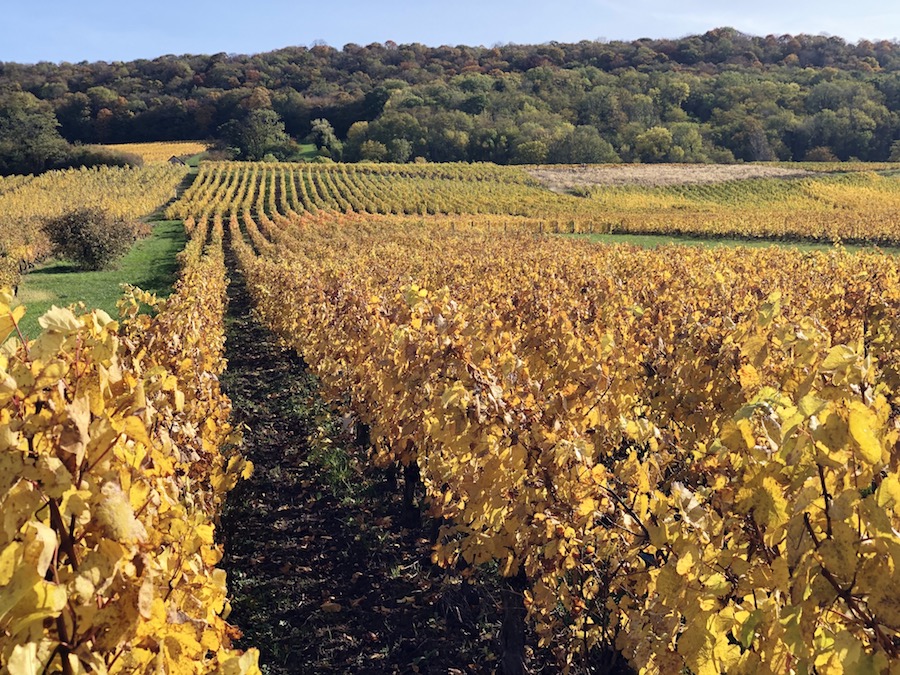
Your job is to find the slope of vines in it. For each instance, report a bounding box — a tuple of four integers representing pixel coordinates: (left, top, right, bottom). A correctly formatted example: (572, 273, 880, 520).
(216, 205, 900, 673)
(161, 160, 900, 672)
(170, 161, 900, 245)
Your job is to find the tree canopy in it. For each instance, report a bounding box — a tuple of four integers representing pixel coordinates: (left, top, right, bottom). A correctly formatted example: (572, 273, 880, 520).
(4, 29, 900, 166)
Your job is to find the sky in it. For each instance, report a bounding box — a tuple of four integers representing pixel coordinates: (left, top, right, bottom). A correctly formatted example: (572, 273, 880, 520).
(3, 0, 900, 64)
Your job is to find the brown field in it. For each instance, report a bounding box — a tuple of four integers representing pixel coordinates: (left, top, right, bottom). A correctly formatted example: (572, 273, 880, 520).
(526, 163, 816, 191)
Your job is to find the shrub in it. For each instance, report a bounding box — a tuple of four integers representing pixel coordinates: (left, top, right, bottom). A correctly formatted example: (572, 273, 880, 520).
(804, 146, 839, 162)
(42, 207, 142, 270)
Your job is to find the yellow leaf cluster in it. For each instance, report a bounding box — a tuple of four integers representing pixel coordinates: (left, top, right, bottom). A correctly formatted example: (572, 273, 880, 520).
(0, 218, 258, 673)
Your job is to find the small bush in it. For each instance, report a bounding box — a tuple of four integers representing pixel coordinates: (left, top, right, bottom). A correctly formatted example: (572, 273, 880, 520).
(804, 146, 839, 162)
(42, 207, 142, 270)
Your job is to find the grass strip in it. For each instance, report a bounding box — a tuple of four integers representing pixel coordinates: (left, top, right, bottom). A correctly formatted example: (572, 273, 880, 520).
(14, 220, 187, 338)
(566, 231, 900, 255)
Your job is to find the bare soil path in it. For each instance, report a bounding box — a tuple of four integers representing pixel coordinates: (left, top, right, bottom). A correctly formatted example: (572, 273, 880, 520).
(526, 163, 814, 191)
(218, 248, 503, 674)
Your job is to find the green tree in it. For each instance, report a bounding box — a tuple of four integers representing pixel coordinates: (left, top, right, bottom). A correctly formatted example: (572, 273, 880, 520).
(310, 118, 343, 160)
(547, 125, 619, 164)
(42, 207, 140, 270)
(387, 138, 413, 163)
(511, 139, 549, 164)
(0, 89, 70, 175)
(359, 139, 388, 161)
(633, 126, 674, 162)
(220, 108, 293, 161)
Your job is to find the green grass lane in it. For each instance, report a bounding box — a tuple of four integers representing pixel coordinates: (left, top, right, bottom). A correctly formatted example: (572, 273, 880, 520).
(14, 220, 187, 339)
(296, 143, 318, 161)
(564, 231, 900, 255)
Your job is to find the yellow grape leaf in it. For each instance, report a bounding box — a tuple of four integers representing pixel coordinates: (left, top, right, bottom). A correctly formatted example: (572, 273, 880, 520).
(576, 497, 596, 518)
(0, 305, 25, 343)
(23, 522, 57, 579)
(124, 416, 153, 448)
(0, 542, 23, 586)
(6, 642, 40, 675)
(4, 574, 68, 634)
(676, 550, 696, 576)
(38, 305, 81, 333)
(820, 345, 857, 372)
(738, 476, 788, 529)
(441, 381, 470, 409)
(848, 402, 882, 465)
(740, 334, 768, 366)
(737, 608, 763, 649)
(219, 649, 261, 675)
(799, 394, 828, 418)
(757, 292, 781, 327)
(60, 395, 91, 461)
(678, 622, 717, 675)
(824, 629, 889, 675)
(195, 524, 215, 545)
(0, 448, 24, 496)
(738, 364, 760, 389)
(655, 565, 683, 601)
(703, 573, 731, 598)
(818, 522, 859, 581)
(877, 474, 900, 509)
(865, 574, 900, 629)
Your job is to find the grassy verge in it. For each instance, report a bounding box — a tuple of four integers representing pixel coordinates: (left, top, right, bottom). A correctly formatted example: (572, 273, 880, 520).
(565, 231, 900, 255)
(296, 143, 318, 161)
(14, 220, 187, 339)
(185, 152, 206, 168)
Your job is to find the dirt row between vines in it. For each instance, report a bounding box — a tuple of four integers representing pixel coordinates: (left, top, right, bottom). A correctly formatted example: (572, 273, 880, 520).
(218, 249, 525, 674)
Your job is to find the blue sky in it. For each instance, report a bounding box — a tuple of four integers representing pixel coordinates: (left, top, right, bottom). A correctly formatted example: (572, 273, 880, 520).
(4, 1, 900, 64)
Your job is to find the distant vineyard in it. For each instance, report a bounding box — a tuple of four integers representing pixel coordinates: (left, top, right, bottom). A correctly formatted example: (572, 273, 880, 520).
(171, 161, 900, 245)
(0, 164, 187, 287)
(103, 140, 209, 164)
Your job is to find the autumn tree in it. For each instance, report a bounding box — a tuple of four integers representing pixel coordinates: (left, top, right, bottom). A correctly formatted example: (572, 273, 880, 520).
(220, 108, 294, 160)
(0, 88, 69, 175)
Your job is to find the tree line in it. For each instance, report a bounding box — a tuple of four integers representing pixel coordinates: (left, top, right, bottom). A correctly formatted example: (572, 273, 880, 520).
(4, 27, 900, 173)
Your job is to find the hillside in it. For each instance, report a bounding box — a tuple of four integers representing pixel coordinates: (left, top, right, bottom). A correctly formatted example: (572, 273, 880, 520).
(3, 28, 900, 170)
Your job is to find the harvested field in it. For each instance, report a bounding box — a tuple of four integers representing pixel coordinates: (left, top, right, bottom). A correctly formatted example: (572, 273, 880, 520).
(526, 163, 815, 191)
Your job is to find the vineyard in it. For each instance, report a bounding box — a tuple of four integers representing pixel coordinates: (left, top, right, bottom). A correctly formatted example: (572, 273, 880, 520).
(0, 216, 259, 672)
(166, 161, 900, 673)
(171, 161, 900, 245)
(102, 141, 210, 164)
(0, 164, 188, 287)
(4, 159, 900, 673)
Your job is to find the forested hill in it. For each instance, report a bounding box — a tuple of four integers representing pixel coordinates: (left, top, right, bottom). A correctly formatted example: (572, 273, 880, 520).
(5, 27, 900, 170)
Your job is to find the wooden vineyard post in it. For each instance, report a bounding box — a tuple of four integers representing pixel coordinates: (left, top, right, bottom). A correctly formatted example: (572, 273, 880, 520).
(403, 457, 422, 526)
(500, 569, 529, 675)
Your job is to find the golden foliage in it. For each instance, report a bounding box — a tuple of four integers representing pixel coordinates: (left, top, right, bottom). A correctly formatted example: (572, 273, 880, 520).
(0, 164, 188, 287)
(228, 207, 900, 673)
(0, 220, 259, 673)
(170, 161, 900, 246)
(102, 141, 210, 164)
